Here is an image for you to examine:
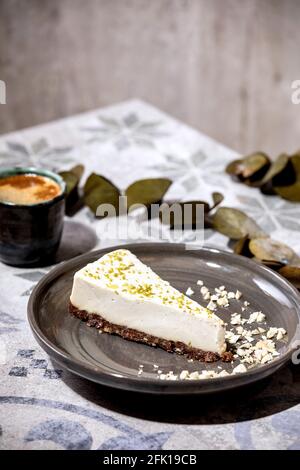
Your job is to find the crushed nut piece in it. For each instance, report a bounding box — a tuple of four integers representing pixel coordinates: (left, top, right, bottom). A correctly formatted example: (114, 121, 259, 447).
(227, 292, 236, 299)
(186, 287, 194, 296)
(233, 364, 247, 374)
(217, 297, 229, 307)
(248, 311, 265, 324)
(200, 286, 209, 296)
(235, 290, 242, 300)
(207, 300, 217, 310)
(179, 370, 189, 380)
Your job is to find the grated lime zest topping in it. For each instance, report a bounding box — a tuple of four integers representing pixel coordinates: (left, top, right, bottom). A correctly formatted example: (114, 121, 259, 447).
(82, 249, 213, 316)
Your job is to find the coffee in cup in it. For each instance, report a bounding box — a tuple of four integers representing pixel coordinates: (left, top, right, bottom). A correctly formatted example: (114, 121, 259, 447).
(0, 167, 66, 266)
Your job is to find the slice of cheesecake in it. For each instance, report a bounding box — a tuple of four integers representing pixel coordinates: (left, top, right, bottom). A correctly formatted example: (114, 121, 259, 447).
(69, 249, 229, 362)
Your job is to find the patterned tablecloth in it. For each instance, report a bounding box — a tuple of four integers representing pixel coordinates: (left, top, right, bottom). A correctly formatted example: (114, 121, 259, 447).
(0, 100, 300, 450)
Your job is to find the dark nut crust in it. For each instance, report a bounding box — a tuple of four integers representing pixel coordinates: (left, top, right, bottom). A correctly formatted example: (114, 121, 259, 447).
(69, 302, 233, 363)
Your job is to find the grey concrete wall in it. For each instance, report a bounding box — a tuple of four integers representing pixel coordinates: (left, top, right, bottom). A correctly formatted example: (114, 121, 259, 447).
(1, 0, 300, 155)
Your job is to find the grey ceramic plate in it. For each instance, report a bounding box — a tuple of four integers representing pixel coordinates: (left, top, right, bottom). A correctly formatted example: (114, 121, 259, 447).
(28, 243, 300, 394)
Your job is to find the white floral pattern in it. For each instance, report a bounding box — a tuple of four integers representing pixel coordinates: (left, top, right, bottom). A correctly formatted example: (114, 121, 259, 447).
(0, 138, 75, 172)
(81, 112, 169, 150)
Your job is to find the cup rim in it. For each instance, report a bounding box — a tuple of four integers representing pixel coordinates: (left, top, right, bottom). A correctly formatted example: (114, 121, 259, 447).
(0, 166, 66, 208)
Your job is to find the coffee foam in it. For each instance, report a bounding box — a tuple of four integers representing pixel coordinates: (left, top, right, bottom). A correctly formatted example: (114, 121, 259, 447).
(0, 173, 62, 205)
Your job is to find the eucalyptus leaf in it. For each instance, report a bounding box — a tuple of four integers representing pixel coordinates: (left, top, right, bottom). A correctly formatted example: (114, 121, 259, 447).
(260, 259, 286, 270)
(225, 159, 243, 175)
(278, 265, 300, 288)
(233, 235, 251, 257)
(59, 165, 84, 195)
(212, 207, 265, 240)
(59, 171, 78, 196)
(226, 152, 270, 182)
(83, 173, 120, 215)
(210, 192, 224, 210)
(249, 237, 295, 264)
(126, 178, 172, 209)
(260, 153, 289, 185)
(70, 164, 84, 181)
(161, 200, 209, 229)
(273, 153, 300, 200)
(225, 148, 300, 203)
(291, 153, 300, 173)
(272, 157, 296, 187)
(274, 182, 300, 202)
(59, 165, 85, 215)
(260, 182, 276, 196)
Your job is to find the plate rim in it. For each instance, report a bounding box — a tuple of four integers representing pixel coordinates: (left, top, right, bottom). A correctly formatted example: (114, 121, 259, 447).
(27, 242, 300, 394)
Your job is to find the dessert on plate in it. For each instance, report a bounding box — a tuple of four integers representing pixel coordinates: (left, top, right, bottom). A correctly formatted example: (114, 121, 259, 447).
(69, 249, 231, 362)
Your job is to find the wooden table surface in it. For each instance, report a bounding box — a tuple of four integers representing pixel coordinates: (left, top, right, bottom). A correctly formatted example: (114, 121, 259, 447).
(1, 0, 300, 156)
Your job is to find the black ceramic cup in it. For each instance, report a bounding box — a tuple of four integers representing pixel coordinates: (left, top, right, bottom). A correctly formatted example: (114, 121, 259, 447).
(0, 167, 66, 267)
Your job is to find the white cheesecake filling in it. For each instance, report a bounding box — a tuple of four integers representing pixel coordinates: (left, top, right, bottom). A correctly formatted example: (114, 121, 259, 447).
(70, 249, 226, 355)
